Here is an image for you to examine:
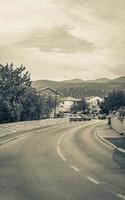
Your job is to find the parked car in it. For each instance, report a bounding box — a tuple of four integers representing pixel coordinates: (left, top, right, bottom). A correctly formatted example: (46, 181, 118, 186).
(69, 114, 82, 121)
(84, 115, 91, 121)
(79, 114, 91, 121)
(98, 114, 106, 120)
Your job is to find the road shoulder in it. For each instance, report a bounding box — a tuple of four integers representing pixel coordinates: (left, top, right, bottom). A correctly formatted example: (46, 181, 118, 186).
(96, 124, 125, 153)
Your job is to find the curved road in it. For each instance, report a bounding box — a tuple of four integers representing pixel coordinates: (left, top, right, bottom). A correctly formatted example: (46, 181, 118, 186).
(0, 120, 125, 200)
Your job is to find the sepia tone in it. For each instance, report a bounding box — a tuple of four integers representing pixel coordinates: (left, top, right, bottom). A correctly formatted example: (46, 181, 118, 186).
(0, 1, 125, 200)
(0, 0, 125, 80)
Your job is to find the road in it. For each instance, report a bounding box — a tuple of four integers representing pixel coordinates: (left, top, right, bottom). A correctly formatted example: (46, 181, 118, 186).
(0, 120, 125, 200)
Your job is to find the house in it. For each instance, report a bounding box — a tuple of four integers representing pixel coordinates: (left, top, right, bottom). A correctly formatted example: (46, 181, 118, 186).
(38, 87, 63, 118)
(58, 97, 82, 113)
(86, 96, 103, 114)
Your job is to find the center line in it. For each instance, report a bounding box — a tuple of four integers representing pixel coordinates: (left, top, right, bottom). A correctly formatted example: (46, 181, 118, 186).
(70, 165, 80, 172)
(87, 177, 100, 184)
(116, 193, 125, 200)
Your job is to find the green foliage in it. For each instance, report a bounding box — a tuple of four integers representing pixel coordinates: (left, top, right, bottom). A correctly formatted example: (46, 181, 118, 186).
(39, 93, 55, 118)
(0, 63, 54, 123)
(20, 88, 43, 121)
(100, 90, 125, 114)
(71, 99, 88, 113)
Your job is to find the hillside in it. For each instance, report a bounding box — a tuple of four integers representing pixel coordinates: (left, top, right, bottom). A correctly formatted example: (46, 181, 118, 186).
(86, 78, 110, 83)
(110, 76, 125, 83)
(63, 79, 84, 83)
(32, 77, 125, 98)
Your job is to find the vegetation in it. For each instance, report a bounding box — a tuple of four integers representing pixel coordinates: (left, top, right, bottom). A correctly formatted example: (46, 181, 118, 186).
(39, 93, 55, 118)
(99, 90, 125, 114)
(0, 63, 54, 123)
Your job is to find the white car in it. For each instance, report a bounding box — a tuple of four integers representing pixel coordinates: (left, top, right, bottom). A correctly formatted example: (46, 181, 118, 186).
(69, 114, 82, 121)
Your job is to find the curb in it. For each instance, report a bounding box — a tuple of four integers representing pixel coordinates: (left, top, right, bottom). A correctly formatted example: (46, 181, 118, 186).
(96, 126, 125, 154)
(0, 137, 17, 145)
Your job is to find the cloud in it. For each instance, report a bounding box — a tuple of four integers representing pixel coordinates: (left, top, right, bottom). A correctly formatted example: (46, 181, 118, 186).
(16, 27, 95, 54)
(89, 0, 125, 22)
(58, 0, 125, 22)
(0, 0, 125, 80)
(107, 64, 125, 76)
(62, 65, 89, 71)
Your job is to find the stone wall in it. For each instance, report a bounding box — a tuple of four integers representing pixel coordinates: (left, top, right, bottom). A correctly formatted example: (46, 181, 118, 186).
(0, 118, 68, 138)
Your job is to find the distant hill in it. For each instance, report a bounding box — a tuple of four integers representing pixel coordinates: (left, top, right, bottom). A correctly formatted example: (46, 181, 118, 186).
(32, 77, 125, 98)
(110, 76, 125, 83)
(87, 78, 110, 83)
(63, 79, 84, 83)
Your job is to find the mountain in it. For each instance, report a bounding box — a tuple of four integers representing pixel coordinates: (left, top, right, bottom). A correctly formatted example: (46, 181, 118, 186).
(32, 79, 60, 89)
(110, 76, 125, 83)
(32, 77, 125, 98)
(63, 79, 84, 83)
(87, 78, 110, 83)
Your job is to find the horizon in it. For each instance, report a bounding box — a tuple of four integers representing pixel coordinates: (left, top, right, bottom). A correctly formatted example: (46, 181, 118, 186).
(33, 76, 125, 82)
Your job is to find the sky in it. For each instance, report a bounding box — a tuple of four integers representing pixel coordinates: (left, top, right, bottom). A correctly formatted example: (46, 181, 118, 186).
(0, 0, 125, 81)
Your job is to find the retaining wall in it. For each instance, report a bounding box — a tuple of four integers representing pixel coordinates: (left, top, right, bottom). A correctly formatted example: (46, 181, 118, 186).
(0, 118, 68, 138)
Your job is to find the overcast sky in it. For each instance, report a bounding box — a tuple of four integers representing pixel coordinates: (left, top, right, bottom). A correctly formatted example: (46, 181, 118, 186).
(0, 0, 125, 80)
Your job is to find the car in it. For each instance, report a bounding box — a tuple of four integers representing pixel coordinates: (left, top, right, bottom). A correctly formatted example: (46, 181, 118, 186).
(98, 114, 106, 120)
(79, 114, 91, 121)
(69, 114, 82, 121)
(85, 115, 91, 121)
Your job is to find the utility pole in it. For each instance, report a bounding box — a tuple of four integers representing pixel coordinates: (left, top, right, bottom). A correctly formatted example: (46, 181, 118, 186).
(54, 90, 57, 118)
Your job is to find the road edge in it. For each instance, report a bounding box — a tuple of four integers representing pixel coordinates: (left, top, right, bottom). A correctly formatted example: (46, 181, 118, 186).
(96, 125, 125, 154)
(0, 124, 56, 145)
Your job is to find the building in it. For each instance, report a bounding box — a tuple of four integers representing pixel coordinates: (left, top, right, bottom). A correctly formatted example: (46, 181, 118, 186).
(86, 96, 103, 115)
(38, 87, 63, 118)
(58, 97, 82, 113)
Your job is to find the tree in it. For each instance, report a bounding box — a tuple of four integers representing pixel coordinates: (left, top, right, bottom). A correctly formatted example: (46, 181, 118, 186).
(99, 90, 125, 114)
(0, 63, 44, 123)
(21, 88, 43, 120)
(39, 93, 55, 118)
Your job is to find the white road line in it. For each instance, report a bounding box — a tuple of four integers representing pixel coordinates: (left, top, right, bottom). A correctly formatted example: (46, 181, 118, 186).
(70, 165, 80, 172)
(87, 177, 100, 184)
(56, 133, 67, 162)
(56, 121, 99, 162)
(116, 193, 125, 200)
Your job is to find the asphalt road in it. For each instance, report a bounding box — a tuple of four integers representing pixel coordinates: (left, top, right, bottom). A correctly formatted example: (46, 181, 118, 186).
(0, 120, 125, 200)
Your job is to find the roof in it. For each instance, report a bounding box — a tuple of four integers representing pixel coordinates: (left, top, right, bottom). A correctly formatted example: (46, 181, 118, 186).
(61, 97, 81, 102)
(38, 87, 63, 96)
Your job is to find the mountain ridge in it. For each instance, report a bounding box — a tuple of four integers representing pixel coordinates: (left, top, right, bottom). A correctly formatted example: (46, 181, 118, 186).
(32, 76, 125, 98)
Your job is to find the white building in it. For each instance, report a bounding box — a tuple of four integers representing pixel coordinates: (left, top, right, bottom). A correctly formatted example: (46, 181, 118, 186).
(86, 96, 102, 107)
(58, 97, 81, 113)
(86, 96, 103, 114)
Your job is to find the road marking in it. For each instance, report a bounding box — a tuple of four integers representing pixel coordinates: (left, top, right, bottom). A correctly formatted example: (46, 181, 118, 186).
(116, 193, 125, 200)
(70, 165, 80, 172)
(56, 133, 67, 162)
(87, 177, 100, 184)
(56, 121, 99, 162)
